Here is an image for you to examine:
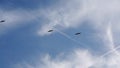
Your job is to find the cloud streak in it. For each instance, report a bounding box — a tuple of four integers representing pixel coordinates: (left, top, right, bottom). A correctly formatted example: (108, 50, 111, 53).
(38, 0, 120, 56)
(14, 49, 120, 68)
(37, 0, 120, 56)
(36, 0, 120, 68)
(1, 0, 120, 67)
(38, 0, 120, 36)
(0, 8, 45, 36)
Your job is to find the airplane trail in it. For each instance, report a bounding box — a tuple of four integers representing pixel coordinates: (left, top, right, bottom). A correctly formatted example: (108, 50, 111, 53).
(92, 22, 120, 66)
(100, 45, 120, 58)
(100, 22, 120, 57)
(54, 28, 90, 49)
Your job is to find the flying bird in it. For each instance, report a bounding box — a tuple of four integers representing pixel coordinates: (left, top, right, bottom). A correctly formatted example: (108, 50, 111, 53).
(75, 32, 81, 35)
(48, 30, 53, 32)
(0, 20, 5, 23)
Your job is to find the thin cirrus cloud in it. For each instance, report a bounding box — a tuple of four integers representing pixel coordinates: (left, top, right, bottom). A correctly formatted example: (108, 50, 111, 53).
(38, 0, 120, 57)
(0, 8, 41, 35)
(38, 0, 120, 36)
(38, 0, 120, 54)
(14, 49, 120, 68)
(19, 0, 120, 68)
(1, 0, 120, 67)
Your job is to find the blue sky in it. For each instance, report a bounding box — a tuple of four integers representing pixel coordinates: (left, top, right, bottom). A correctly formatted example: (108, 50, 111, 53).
(1, 0, 120, 68)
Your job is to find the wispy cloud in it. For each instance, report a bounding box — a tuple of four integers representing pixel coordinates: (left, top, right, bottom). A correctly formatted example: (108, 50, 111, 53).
(37, 0, 120, 57)
(38, 0, 120, 36)
(0, 8, 40, 35)
(35, 0, 120, 68)
(14, 49, 120, 68)
(2, 0, 120, 67)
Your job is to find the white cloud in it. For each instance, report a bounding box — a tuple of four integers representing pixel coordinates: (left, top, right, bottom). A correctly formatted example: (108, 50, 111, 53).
(1, 0, 120, 39)
(1, 0, 120, 67)
(37, 0, 120, 60)
(14, 49, 120, 68)
(35, 0, 120, 68)
(0, 9, 40, 35)
(38, 0, 120, 36)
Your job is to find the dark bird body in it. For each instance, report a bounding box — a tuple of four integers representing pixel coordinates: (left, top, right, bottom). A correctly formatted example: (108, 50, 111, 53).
(48, 30, 53, 32)
(75, 32, 81, 35)
(0, 20, 5, 23)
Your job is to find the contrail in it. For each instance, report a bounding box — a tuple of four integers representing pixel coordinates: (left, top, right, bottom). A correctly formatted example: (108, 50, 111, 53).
(100, 45, 120, 58)
(100, 22, 120, 57)
(92, 44, 120, 66)
(89, 22, 120, 66)
(54, 28, 90, 49)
